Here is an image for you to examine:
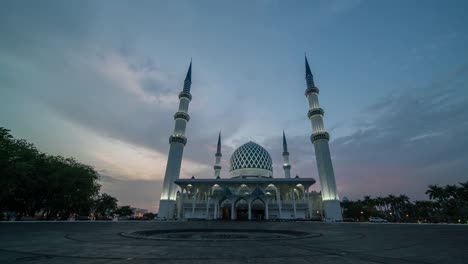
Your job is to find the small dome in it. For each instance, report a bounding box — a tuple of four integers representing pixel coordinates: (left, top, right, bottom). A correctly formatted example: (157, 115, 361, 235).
(229, 141, 273, 178)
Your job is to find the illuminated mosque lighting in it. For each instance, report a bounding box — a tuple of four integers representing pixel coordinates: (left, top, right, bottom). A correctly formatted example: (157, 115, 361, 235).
(158, 57, 342, 221)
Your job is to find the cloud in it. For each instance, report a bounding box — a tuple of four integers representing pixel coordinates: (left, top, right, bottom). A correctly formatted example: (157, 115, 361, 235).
(0, 2, 248, 210)
(292, 65, 468, 200)
(257, 64, 468, 201)
(1, 0, 467, 210)
(407, 132, 441, 142)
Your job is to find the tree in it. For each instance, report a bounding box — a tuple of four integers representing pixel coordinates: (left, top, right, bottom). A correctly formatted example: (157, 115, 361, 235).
(426, 185, 444, 200)
(458, 181, 468, 206)
(412, 200, 436, 219)
(374, 197, 385, 214)
(94, 193, 118, 218)
(0, 127, 102, 220)
(143, 212, 156, 220)
(341, 199, 369, 220)
(39, 156, 100, 219)
(424, 183, 468, 222)
(115, 206, 133, 217)
(0, 128, 42, 216)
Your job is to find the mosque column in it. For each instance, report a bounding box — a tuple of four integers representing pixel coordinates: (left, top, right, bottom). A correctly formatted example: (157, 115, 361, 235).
(264, 197, 271, 220)
(231, 202, 235, 220)
(218, 202, 222, 219)
(159, 61, 193, 220)
(293, 189, 297, 218)
(191, 195, 196, 217)
(306, 188, 312, 220)
(214, 200, 218, 219)
(177, 193, 182, 219)
(304, 56, 343, 221)
(276, 187, 282, 219)
(206, 197, 210, 219)
(248, 202, 252, 220)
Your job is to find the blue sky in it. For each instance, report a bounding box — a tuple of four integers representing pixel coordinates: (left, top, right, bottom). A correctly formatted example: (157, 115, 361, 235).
(1, 0, 467, 211)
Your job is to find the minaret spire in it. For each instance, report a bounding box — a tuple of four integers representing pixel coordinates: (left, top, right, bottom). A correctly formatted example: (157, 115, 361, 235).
(303, 56, 342, 221)
(283, 130, 288, 153)
(159, 60, 194, 219)
(183, 60, 192, 92)
(214, 131, 222, 178)
(282, 131, 291, 178)
(305, 55, 316, 89)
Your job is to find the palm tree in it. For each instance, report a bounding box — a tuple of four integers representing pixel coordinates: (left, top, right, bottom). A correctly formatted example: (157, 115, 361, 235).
(426, 185, 443, 200)
(458, 181, 468, 206)
(445, 185, 458, 199)
(426, 184, 454, 221)
(457, 181, 468, 220)
(444, 184, 462, 221)
(375, 197, 385, 214)
(397, 194, 410, 219)
(413, 201, 435, 219)
(363, 195, 374, 210)
(387, 194, 397, 217)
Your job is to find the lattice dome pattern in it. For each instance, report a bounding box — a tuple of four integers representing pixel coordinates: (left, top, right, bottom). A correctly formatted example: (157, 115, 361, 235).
(230, 141, 273, 172)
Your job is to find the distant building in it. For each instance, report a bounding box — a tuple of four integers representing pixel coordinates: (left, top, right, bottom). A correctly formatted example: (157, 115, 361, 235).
(131, 207, 148, 218)
(158, 57, 342, 221)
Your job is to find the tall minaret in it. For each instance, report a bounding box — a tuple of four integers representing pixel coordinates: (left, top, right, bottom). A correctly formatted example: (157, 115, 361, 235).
(304, 56, 342, 221)
(214, 132, 222, 178)
(158, 61, 193, 219)
(282, 131, 291, 178)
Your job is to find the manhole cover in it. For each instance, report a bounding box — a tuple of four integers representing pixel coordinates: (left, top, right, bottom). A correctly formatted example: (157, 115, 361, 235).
(121, 229, 321, 241)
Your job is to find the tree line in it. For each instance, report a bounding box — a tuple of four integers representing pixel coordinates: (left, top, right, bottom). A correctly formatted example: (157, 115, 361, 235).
(342, 182, 468, 223)
(0, 127, 123, 220)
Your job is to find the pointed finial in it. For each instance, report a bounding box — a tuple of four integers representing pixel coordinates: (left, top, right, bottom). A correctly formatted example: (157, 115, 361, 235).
(305, 55, 316, 88)
(216, 131, 221, 154)
(182, 60, 192, 92)
(283, 130, 288, 153)
(185, 60, 192, 82)
(305, 55, 312, 77)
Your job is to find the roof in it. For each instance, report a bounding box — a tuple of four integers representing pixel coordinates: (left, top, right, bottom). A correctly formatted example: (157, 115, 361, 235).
(175, 177, 316, 185)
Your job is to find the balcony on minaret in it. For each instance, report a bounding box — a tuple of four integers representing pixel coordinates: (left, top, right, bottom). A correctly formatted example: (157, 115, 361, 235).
(169, 134, 187, 145)
(178, 91, 192, 101)
(311, 132, 330, 143)
(307, 108, 324, 119)
(174, 111, 190, 122)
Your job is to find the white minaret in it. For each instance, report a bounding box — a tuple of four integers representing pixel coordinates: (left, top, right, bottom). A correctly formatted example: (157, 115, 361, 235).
(158, 61, 193, 219)
(304, 56, 343, 221)
(282, 131, 291, 178)
(214, 132, 222, 178)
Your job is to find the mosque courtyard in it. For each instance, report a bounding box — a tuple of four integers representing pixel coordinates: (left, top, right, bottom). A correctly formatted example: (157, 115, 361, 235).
(0, 221, 466, 264)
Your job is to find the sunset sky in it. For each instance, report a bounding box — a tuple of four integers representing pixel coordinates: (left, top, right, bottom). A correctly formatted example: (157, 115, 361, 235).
(1, 0, 467, 212)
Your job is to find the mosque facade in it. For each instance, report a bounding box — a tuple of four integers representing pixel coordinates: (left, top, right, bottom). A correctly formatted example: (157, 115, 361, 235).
(158, 58, 343, 221)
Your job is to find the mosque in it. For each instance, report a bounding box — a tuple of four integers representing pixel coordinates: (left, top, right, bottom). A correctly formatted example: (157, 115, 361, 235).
(158, 57, 343, 221)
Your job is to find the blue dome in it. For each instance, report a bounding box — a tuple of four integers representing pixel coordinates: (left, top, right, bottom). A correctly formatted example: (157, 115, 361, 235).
(229, 141, 273, 177)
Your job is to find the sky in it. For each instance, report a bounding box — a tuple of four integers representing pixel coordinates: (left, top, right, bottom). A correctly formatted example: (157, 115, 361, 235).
(1, 0, 467, 212)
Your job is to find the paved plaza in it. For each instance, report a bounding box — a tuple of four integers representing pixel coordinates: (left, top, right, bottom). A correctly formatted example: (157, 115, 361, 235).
(0, 221, 466, 264)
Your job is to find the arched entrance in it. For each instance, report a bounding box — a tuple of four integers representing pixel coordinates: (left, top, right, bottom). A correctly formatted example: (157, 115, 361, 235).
(219, 199, 231, 220)
(251, 198, 265, 220)
(235, 198, 248, 220)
